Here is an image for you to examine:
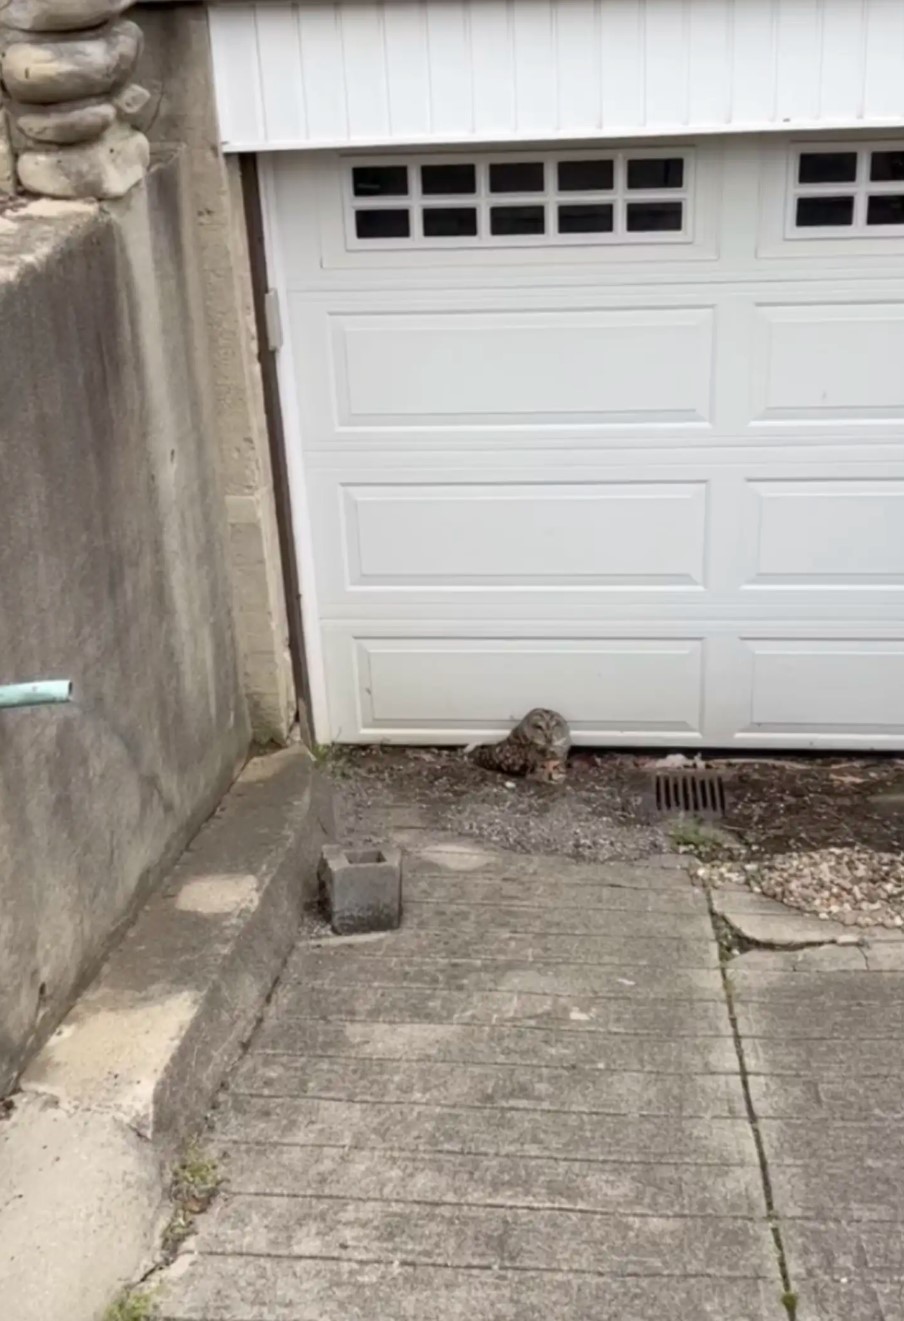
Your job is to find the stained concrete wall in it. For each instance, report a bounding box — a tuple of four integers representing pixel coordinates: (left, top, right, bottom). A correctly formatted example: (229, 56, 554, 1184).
(137, 5, 300, 744)
(0, 156, 250, 1094)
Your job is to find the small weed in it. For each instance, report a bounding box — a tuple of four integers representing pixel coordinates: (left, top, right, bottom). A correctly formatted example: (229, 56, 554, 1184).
(712, 912, 741, 963)
(103, 1288, 158, 1321)
(781, 1288, 799, 1318)
(309, 742, 355, 779)
(668, 818, 734, 862)
(173, 1142, 221, 1204)
(162, 1142, 222, 1258)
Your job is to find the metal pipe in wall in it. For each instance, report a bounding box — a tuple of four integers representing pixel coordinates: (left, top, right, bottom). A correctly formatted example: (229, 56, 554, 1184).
(0, 680, 73, 709)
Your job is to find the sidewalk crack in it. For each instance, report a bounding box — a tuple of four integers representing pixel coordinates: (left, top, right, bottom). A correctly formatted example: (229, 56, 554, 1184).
(705, 890, 798, 1320)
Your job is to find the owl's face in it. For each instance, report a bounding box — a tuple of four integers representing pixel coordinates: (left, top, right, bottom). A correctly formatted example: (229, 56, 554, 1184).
(523, 707, 571, 755)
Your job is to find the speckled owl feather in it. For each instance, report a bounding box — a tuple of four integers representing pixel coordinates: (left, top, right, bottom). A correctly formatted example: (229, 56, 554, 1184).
(471, 708, 571, 782)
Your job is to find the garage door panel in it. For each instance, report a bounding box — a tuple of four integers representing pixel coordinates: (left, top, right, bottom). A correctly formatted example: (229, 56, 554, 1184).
(271, 148, 904, 746)
(339, 481, 708, 588)
(309, 464, 904, 612)
(751, 303, 904, 424)
(742, 479, 904, 588)
(293, 298, 904, 452)
(332, 309, 714, 426)
(340, 637, 704, 736)
(739, 639, 904, 737)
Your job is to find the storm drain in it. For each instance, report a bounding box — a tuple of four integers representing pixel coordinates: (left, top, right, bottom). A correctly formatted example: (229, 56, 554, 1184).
(652, 769, 727, 819)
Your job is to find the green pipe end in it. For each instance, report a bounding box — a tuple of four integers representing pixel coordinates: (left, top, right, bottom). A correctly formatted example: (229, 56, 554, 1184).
(0, 680, 73, 709)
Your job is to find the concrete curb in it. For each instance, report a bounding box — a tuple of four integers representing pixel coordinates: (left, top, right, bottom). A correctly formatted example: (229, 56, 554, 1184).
(0, 745, 333, 1321)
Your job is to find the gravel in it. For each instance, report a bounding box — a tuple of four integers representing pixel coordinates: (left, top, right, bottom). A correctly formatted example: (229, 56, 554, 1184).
(331, 746, 667, 865)
(323, 746, 904, 924)
(698, 847, 904, 929)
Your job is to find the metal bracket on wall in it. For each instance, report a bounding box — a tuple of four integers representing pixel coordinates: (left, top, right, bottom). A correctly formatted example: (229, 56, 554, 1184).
(263, 289, 283, 353)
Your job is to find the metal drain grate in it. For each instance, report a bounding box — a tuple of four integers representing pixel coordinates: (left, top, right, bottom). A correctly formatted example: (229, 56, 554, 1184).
(653, 769, 727, 819)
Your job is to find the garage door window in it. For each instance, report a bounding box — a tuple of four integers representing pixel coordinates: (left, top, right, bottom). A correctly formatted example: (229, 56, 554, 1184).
(346, 151, 692, 248)
(790, 143, 904, 235)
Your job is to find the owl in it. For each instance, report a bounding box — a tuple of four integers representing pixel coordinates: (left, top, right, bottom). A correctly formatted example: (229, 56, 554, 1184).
(471, 708, 571, 783)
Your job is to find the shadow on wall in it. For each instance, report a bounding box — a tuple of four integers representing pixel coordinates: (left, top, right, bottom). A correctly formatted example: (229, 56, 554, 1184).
(0, 153, 250, 1093)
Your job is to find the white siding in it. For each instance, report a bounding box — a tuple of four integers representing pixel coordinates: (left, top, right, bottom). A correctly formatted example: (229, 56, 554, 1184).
(209, 0, 904, 151)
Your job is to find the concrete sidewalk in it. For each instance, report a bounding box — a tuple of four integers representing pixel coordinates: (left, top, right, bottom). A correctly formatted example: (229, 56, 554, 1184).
(159, 834, 787, 1320)
(734, 942, 904, 1321)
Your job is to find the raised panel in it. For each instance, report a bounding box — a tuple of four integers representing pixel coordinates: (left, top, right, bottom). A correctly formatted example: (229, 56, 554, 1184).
(863, 0, 904, 120)
(774, 0, 821, 122)
(383, 2, 431, 137)
(729, 0, 777, 124)
(752, 305, 904, 423)
(644, 0, 689, 127)
(512, 0, 556, 132)
(555, 0, 601, 130)
(339, 4, 389, 138)
(353, 638, 704, 732)
(333, 309, 714, 426)
(819, 0, 866, 119)
(744, 640, 904, 733)
(297, 6, 348, 142)
(688, 0, 731, 125)
(255, 7, 307, 143)
(744, 481, 904, 586)
(426, 0, 473, 135)
(342, 482, 708, 586)
(598, 0, 645, 129)
(469, 0, 516, 132)
(208, 6, 265, 146)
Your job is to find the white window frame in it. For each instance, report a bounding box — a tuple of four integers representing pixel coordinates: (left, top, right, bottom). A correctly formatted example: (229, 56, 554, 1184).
(343, 148, 694, 251)
(786, 141, 904, 239)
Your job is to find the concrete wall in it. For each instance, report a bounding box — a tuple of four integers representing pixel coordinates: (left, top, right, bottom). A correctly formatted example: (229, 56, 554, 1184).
(0, 156, 250, 1094)
(138, 5, 300, 744)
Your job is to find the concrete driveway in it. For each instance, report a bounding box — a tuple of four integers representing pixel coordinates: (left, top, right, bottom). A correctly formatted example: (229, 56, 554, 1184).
(158, 821, 904, 1321)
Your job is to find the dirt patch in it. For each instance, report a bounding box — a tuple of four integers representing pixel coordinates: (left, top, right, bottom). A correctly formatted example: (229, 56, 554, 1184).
(329, 746, 668, 864)
(718, 757, 904, 857)
(326, 746, 904, 870)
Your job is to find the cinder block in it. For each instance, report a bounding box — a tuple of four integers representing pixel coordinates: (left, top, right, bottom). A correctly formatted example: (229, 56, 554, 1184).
(319, 844, 402, 935)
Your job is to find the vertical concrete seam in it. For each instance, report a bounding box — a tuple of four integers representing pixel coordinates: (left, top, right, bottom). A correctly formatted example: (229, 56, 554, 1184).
(706, 897, 798, 1320)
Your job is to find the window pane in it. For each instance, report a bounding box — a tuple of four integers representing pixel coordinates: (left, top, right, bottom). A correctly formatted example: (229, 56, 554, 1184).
(626, 201, 683, 232)
(421, 163, 477, 196)
(870, 151, 904, 183)
(627, 157, 684, 190)
(557, 159, 614, 192)
(489, 204, 545, 235)
(489, 161, 544, 193)
(867, 194, 904, 226)
(355, 208, 410, 239)
(352, 165, 408, 197)
(558, 203, 614, 234)
(795, 195, 854, 227)
(798, 152, 857, 185)
(423, 206, 479, 237)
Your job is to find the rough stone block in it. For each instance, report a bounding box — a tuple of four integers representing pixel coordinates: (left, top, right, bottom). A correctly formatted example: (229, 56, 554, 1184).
(0, 110, 14, 193)
(17, 122, 149, 199)
(12, 98, 116, 145)
(0, 0, 133, 33)
(1, 20, 143, 105)
(320, 844, 402, 935)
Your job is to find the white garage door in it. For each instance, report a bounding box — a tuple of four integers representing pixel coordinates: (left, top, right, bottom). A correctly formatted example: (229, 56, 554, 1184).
(264, 134, 904, 747)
